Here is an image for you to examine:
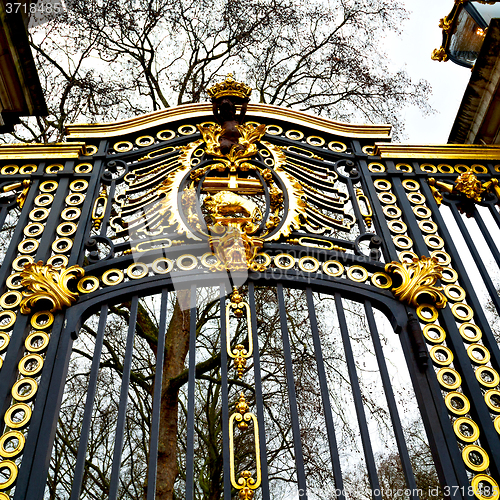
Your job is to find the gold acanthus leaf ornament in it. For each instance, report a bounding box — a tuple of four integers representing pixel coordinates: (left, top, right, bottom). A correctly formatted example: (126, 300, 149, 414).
(19, 261, 85, 314)
(454, 172, 485, 202)
(385, 256, 447, 309)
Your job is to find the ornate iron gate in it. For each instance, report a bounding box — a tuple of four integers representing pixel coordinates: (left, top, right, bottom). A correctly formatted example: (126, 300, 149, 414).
(1, 75, 500, 499)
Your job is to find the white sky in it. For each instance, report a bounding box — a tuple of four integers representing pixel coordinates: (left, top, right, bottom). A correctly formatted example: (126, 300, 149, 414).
(385, 0, 471, 144)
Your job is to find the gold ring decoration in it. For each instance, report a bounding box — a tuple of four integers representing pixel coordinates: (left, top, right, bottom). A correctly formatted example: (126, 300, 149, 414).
(437, 164, 454, 174)
(383, 205, 402, 219)
(362, 145, 375, 155)
(484, 390, 500, 413)
(454, 164, 469, 174)
(18, 238, 39, 254)
(6, 273, 23, 290)
(413, 206, 432, 219)
(417, 304, 439, 322)
(445, 391, 470, 416)
(306, 135, 325, 147)
(29, 207, 49, 222)
(83, 145, 98, 156)
(392, 235, 413, 250)
(327, 141, 347, 152)
(0, 460, 18, 490)
(61, 207, 81, 221)
(45, 163, 63, 174)
(152, 258, 174, 274)
(398, 251, 418, 263)
(371, 272, 392, 289)
(285, 129, 304, 140)
(74, 163, 93, 173)
(102, 269, 124, 286)
(420, 163, 437, 173)
(266, 124, 283, 135)
(368, 162, 385, 173)
(472, 164, 488, 174)
(407, 192, 426, 205)
(274, 254, 295, 270)
(18, 353, 44, 377)
(374, 179, 392, 191)
(51, 238, 73, 254)
(69, 179, 88, 192)
(388, 220, 407, 234)
(56, 222, 77, 237)
(12, 256, 33, 273)
(396, 163, 413, 173)
(496, 416, 500, 434)
(0, 333, 9, 353)
(0, 291, 21, 309)
(462, 445, 489, 472)
(65, 193, 85, 206)
(298, 256, 320, 273)
(476, 366, 500, 388)
(178, 124, 196, 135)
(157, 129, 175, 141)
(423, 324, 446, 344)
(113, 140, 133, 152)
(0, 431, 25, 459)
(135, 135, 154, 147)
(437, 367, 462, 390)
(452, 303, 474, 322)
(1, 165, 18, 175)
(378, 192, 397, 204)
(441, 267, 458, 283)
(459, 323, 482, 343)
(0, 312, 16, 330)
(453, 417, 480, 443)
(425, 235, 445, 250)
(347, 265, 368, 283)
(12, 377, 37, 402)
(445, 285, 466, 302)
(47, 255, 69, 268)
(126, 263, 149, 280)
(255, 253, 271, 268)
(24, 223, 45, 237)
(176, 255, 198, 271)
(430, 250, 451, 266)
(402, 179, 420, 191)
(200, 252, 221, 269)
(471, 475, 500, 500)
(25, 331, 49, 353)
(419, 220, 438, 234)
(429, 345, 454, 366)
(4, 403, 31, 429)
(20, 164, 37, 174)
(30, 311, 54, 329)
(322, 260, 344, 277)
(34, 194, 53, 207)
(77, 276, 99, 293)
(39, 180, 58, 193)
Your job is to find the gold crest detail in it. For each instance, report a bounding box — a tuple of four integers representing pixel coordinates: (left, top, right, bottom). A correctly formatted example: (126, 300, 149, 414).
(454, 172, 485, 202)
(20, 261, 85, 314)
(385, 256, 447, 309)
(207, 73, 252, 101)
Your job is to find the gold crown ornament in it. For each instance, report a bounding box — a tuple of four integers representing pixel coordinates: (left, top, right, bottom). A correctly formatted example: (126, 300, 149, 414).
(207, 73, 252, 101)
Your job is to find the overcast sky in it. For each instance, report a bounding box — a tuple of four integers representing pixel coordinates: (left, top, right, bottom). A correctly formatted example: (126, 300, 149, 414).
(386, 0, 471, 144)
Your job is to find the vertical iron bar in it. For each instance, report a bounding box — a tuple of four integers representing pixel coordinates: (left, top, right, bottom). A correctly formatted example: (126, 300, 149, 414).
(334, 292, 382, 499)
(185, 285, 197, 500)
(146, 289, 169, 500)
(108, 295, 139, 500)
(220, 283, 231, 500)
(70, 304, 109, 500)
(364, 300, 419, 499)
(248, 282, 270, 500)
(306, 288, 345, 499)
(277, 283, 308, 499)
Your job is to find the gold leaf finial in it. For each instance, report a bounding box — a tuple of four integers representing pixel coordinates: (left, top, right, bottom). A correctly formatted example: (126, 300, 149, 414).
(431, 47, 448, 62)
(385, 256, 447, 309)
(19, 261, 85, 314)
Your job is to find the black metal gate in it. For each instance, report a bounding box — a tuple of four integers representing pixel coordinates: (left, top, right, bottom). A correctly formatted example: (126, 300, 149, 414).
(1, 77, 500, 500)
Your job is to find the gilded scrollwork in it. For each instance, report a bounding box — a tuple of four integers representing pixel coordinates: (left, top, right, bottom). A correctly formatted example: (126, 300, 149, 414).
(19, 261, 84, 314)
(454, 172, 485, 202)
(385, 256, 448, 309)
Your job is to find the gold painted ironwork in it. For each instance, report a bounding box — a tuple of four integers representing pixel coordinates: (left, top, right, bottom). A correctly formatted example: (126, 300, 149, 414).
(385, 256, 447, 309)
(375, 144, 500, 160)
(454, 172, 485, 202)
(0, 143, 85, 159)
(207, 74, 252, 101)
(19, 262, 84, 314)
(355, 188, 372, 227)
(2, 180, 31, 208)
(91, 188, 108, 230)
